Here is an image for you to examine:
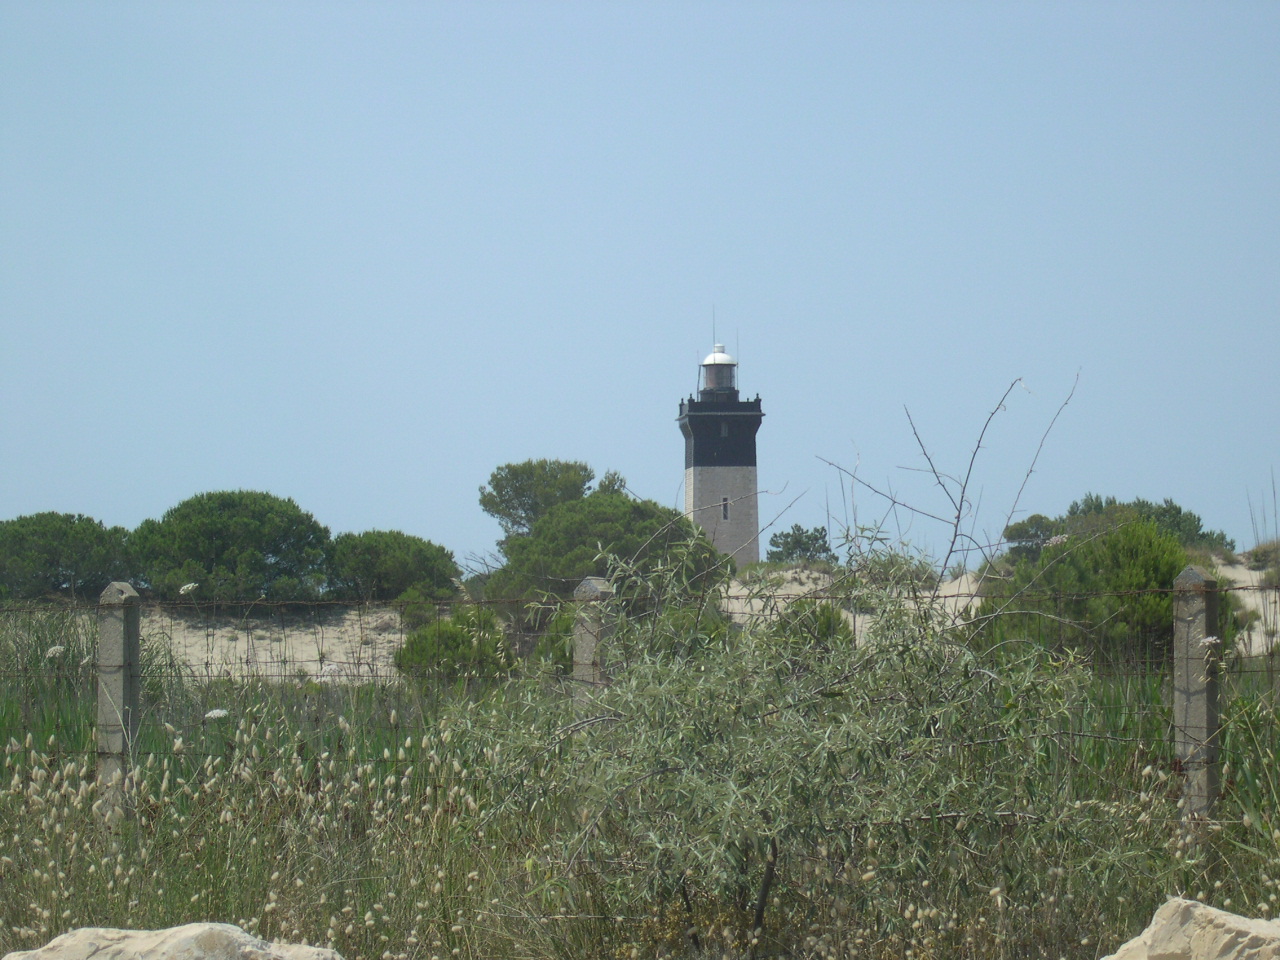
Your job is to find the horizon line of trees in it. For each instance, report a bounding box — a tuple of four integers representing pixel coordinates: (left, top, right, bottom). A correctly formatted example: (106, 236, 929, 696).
(0, 492, 459, 604)
(0, 466, 1248, 620)
(0, 459, 726, 607)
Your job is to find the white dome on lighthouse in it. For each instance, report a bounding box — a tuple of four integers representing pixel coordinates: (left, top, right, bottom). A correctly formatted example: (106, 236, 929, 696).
(702, 343, 736, 366)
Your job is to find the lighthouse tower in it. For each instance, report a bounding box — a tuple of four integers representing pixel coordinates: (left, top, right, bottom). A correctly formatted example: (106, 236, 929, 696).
(677, 344, 765, 564)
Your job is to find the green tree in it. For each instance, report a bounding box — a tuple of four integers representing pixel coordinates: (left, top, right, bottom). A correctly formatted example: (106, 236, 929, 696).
(765, 524, 837, 566)
(1000, 513, 1058, 566)
(479, 459, 609, 540)
(328, 530, 459, 603)
(981, 519, 1189, 665)
(1004, 493, 1234, 562)
(132, 491, 330, 601)
(0, 512, 132, 600)
(485, 491, 722, 602)
(1130, 497, 1235, 553)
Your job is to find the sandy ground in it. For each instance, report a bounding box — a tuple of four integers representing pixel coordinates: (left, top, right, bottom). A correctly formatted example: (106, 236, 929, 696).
(722, 567, 843, 623)
(1214, 561, 1280, 657)
(142, 604, 407, 681)
(721, 567, 980, 641)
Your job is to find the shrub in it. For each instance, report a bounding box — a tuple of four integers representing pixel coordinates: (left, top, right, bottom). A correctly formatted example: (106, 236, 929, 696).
(482, 570, 1110, 956)
(397, 582, 452, 631)
(529, 602, 577, 673)
(1248, 539, 1280, 572)
(393, 604, 511, 680)
(770, 598, 854, 648)
(486, 492, 724, 606)
(765, 524, 837, 565)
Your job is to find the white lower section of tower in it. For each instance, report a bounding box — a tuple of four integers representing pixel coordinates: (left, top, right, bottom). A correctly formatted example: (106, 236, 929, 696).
(684, 465, 760, 565)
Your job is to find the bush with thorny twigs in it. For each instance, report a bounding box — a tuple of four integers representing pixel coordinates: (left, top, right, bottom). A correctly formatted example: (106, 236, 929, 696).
(5, 541, 1280, 960)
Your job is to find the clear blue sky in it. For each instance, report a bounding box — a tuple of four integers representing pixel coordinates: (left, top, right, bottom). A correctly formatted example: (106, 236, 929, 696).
(3, 3, 1277, 569)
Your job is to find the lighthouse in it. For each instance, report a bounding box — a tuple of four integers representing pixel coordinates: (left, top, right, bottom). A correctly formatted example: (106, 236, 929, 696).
(677, 344, 765, 564)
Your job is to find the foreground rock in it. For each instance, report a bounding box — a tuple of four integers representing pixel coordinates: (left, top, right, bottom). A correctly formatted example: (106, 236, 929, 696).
(1106, 897, 1280, 960)
(2, 924, 342, 960)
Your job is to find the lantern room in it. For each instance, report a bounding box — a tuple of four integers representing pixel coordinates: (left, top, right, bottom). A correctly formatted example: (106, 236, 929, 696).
(700, 344, 738, 398)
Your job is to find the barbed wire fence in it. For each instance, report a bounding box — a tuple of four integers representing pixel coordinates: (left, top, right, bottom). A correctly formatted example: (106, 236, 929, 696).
(4, 571, 1279, 812)
(4, 570, 1280, 957)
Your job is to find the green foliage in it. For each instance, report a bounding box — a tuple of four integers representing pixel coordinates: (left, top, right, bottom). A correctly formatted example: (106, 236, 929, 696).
(1129, 496, 1235, 553)
(990, 493, 1241, 665)
(0, 607, 96, 741)
(328, 529, 458, 603)
(836, 536, 939, 614)
(13, 562, 1280, 959)
(595, 469, 628, 496)
(981, 519, 1189, 665)
(0, 512, 132, 600)
(0, 606, 179, 755)
(485, 491, 723, 603)
(1001, 513, 1059, 566)
(486, 576, 1104, 952)
(848, 542, 938, 592)
(396, 582, 448, 631)
(131, 491, 330, 601)
(765, 523, 837, 565)
(529, 602, 577, 672)
(770, 598, 854, 648)
(478, 459, 600, 539)
(606, 586, 732, 666)
(1247, 538, 1279, 572)
(1007, 493, 1234, 566)
(393, 603, 511, 680)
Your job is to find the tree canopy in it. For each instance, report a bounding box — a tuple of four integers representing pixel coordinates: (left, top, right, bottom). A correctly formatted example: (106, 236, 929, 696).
(982, 516, 1191, 665)
(479, 459, 625, 541)
(131, 491, 331, 601)
(484, 491, 722, 602)
(0, 512, 132, 600)
(766, 524, 837, 566)
(1001, 493, 1234, 567)
(328, 529, 459, 603)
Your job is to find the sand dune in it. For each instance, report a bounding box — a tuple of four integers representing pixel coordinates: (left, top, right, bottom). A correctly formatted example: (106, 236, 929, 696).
(141, 604, 406, 681)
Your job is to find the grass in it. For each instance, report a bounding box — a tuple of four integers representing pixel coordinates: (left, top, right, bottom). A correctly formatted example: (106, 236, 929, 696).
(5, 594, 1280, 960)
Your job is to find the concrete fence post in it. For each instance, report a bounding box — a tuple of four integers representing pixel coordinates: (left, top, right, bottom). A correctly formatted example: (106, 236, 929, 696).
(573, 577, 614, 701)
(1173, 566, 1220, 819)
(97, 581, 140, 820)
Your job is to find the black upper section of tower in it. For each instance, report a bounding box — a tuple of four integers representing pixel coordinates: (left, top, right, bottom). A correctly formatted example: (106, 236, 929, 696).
(678, 396, 764, 468)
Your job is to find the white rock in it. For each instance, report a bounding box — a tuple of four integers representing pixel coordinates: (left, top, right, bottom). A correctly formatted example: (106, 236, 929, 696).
(1105, 897, 1280, 960)
(2, 923, 343, 960)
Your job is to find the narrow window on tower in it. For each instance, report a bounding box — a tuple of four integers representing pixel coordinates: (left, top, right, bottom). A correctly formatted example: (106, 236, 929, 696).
(721, 497, 730, 520)
(720, 422, 729, 438)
